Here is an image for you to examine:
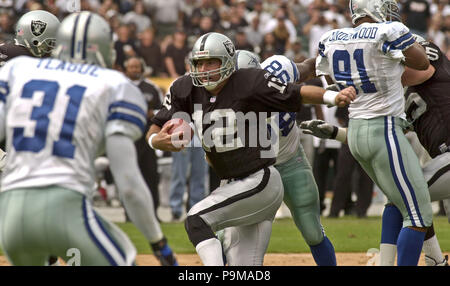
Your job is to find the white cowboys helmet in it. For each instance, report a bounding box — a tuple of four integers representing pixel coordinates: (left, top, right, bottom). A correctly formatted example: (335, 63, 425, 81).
(235, 50, 261, 69)
(52, 11, 116, 68)
(15, 10, 60, 57)
(189, 32, 236, 91)
(349, 0, 401, 25)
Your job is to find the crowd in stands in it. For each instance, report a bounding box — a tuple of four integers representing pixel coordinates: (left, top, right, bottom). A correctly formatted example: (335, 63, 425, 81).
(0, 0, 447, 84)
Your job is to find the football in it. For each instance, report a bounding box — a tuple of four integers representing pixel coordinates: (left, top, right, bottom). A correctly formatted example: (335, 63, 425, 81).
(163, 118, 194, 145)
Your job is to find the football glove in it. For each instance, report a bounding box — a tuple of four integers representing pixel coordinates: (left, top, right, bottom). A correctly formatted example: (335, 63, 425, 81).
(300, 120, 338, 139)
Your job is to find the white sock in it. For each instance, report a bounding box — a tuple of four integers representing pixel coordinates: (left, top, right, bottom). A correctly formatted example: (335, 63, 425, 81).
(423, 235, 445, 266)
(196, 238, 224, 266)
(379, 243, 397, 266)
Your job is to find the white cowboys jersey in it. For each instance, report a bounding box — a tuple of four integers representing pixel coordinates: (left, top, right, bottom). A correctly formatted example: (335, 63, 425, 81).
(0, 56, 147, 198)
(316, 21, 415, 119)
(261, 55, 301, 165)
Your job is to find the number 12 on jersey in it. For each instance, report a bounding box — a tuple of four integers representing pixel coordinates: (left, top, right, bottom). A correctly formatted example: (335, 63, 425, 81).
(332, 49, 377, 94)
(13, 79, 85, 159)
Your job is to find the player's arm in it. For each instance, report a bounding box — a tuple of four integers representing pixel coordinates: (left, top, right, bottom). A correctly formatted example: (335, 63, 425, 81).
(300, 119, 348, 144)
(402, 40, 440, 87)
(295, 57, 317, 83)
(300, 85, 356, 107)
(402, 42, 430, 71)
(146, 122, 186, 152)
(401, 65, 435, 87)
(106, 134, 164, 243)
(146, 80, 189, 152)
(106, 134, 178, 265)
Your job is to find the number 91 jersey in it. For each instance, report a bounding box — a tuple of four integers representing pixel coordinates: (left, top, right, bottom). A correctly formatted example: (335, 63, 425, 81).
(316, 21, 415, 119)
(0, 56, 147, 197)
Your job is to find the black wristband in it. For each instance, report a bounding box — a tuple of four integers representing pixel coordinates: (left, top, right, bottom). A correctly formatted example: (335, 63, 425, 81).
(330, 126, 338, 139)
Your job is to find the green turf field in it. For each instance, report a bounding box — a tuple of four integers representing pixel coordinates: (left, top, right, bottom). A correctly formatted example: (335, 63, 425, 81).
(118, 216, 450, 254)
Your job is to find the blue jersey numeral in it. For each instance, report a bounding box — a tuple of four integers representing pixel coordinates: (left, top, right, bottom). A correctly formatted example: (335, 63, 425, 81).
(332, 49, 377, 93)
(13, 80, 86, 158)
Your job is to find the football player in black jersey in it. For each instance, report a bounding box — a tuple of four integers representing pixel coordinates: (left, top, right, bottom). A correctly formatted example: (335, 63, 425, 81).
(146, 32, 355, 265)
(300, 35, 450, 266)
(0, 10, 60, 66)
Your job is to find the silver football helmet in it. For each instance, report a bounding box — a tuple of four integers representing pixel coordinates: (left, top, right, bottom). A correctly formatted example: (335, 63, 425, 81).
(235, 50, 261, 69)
(15, 10, 60, 57)
(52, 11, 115, 68)
(349, 0, 401, 25)
(189, 32, 236, 91)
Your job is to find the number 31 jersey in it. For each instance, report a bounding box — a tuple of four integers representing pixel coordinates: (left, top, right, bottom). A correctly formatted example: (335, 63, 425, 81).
(316, 21, 415, 119)
(0, 56, 147, 197)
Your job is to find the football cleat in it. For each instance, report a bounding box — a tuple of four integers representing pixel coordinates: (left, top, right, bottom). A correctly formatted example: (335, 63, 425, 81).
(150, 237, 179, 266)
(425, 254, 449, 266)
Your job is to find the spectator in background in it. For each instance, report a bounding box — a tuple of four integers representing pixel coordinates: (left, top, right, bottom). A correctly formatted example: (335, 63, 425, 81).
(324, 2, 350, 28)
(122, 0, 152, 34)
(259, 32, 276, 61)
(228, 5, 248, 31)
(137, 28, 165, 77)
(124, 56, 164, 218)
(105, 9, 121, 42)
(429, 1, 450, 52)
(285, 38, 308, 62)
(303, 8, 332, 57)
(98, 0, 119, 17)
(164, 29, 190, 78)
(401, 0, 431, 38)
(245, 0, 272, 32)
(179, 0, 198, 34)
(244, 15, 264, 49)
(114, 23, 138, 71)
(234, 28, 254, 51)
(145, 0, 182, 40)
(0, 11, 14, 43)
(190, 0, 221, 33)
(192, 15, 215, 37)
(263, 7, 297, 54)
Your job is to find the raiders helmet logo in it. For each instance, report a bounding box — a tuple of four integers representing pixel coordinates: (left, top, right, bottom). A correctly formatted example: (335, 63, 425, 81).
(31, 20, 47, 37)
(223, 40, 235, 57)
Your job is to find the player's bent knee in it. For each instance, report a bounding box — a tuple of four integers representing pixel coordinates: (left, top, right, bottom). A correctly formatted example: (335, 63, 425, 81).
(184, 214, 216, 247)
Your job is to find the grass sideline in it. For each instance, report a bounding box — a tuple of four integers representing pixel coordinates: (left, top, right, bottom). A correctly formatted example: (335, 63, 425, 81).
(118, 216, 450, 254)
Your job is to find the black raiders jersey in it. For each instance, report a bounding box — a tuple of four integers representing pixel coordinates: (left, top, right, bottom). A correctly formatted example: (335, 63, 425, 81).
(152, 68, 302, 179)
(405, 41, 450, 158)
(0, 42, 33, 67)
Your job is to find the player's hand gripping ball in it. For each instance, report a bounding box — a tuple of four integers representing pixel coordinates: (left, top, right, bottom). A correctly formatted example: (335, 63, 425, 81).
(163, 118, 194, 149)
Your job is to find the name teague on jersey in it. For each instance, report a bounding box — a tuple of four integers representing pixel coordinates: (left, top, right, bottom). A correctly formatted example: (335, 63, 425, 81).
(0, 56, 146, 197)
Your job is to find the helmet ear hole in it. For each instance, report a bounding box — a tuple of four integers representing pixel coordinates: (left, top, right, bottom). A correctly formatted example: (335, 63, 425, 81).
(32, 40, 39, 46)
